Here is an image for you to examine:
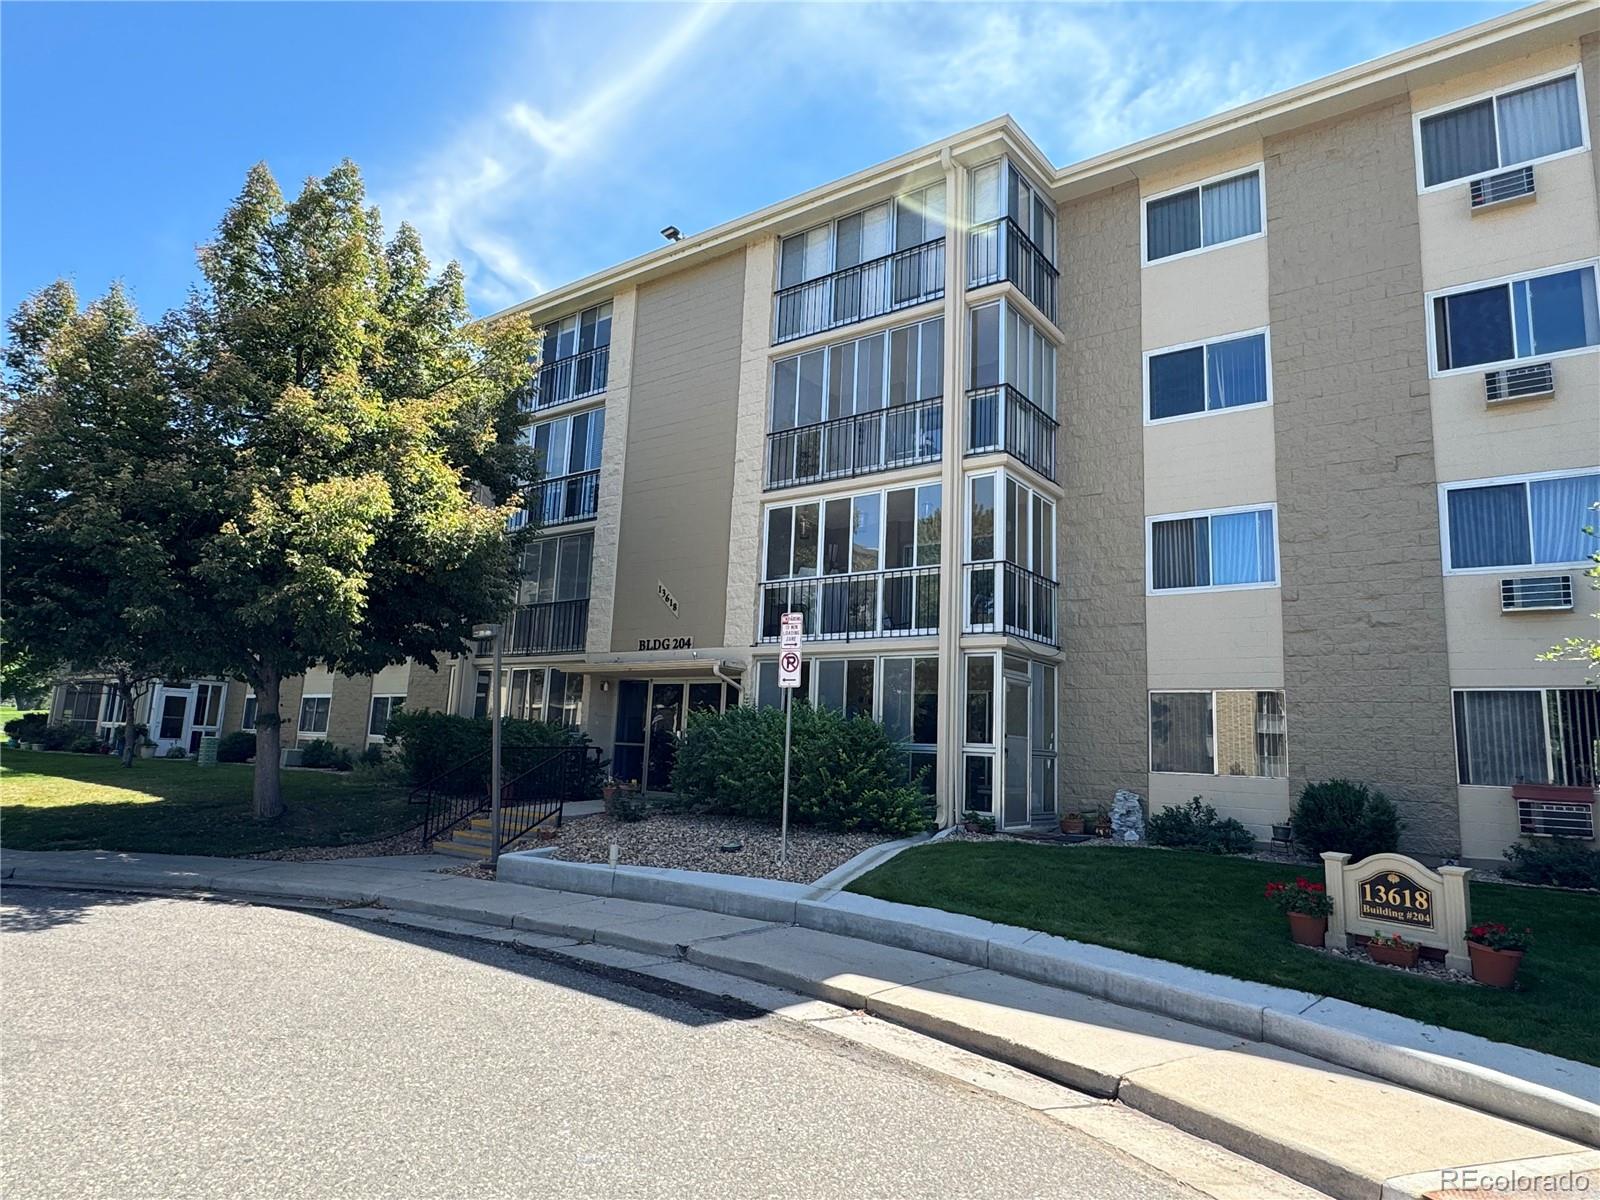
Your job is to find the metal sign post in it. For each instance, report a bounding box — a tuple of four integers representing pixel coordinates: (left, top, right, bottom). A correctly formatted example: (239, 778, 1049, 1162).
(777, 612, 804, 866)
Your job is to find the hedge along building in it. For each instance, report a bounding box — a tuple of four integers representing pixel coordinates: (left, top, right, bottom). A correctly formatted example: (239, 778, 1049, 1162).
(46, 0, 1600, 864)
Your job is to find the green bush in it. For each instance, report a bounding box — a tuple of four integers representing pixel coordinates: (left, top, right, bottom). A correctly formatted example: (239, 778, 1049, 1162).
(67, 734, 104, 754)
(357, 744, 386, 767)
(1291, 779, 1402, 861)
(298, 739, 353, 771)
(669, 704, 933, 835)
(5, 713, 49, 742)
(1504, 839, 1600, 890)
(163, 745, 186, 759)
(384, 708, 604, 800)
(40, 724, 79, 751)
(217, 731, 256, 763)
(1146, 797, 1256, 854)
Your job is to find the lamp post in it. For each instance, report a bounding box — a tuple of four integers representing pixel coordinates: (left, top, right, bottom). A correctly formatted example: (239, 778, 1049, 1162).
(472, 622, 503, 870)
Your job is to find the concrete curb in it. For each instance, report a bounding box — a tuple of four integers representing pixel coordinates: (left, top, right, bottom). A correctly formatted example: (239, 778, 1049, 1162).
(806, 832, 933, 894)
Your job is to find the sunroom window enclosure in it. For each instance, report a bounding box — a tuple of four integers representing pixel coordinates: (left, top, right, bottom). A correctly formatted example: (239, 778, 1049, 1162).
(1431, 262, 1599, 373)
(1150, 690, 1287, 778)
(1454, 688, 1598, 788)
(1419, 73, 1586, 189)
(501, 531, 593, 655)
(961, 651, 1056, 826)
(759, 483, 941, 641)
(526, 302, 612, 410)
(774, 182, 946, 343)
(967, 301, 1058, 479)
(1145, 169, 1262, 263)
(965, 471, 1058, 645)
(1149, 506, 1277, 593)
(766, 316, 944, 489)
(518, 408, 604, 528)
(968, 159, 1058, 322)
(1146, 330, 1270, 422)
(1442, 471, 1600, 571)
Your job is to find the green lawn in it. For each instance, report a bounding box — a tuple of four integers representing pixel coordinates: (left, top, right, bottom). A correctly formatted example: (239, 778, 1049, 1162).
(0, 749, 419, 856)
(848, 841, 1600, 1065)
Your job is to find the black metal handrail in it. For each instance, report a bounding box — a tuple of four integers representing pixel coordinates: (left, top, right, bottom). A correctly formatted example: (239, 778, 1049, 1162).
(765, 398, 942, 490)
(758, 565, 941, 642)
(490, 598, 589, 656)
(774, 239, 945, 344)
(499, 744, 605, 845)
(412, 743, 603, 847)
(411, 751, 493, 843)
(521, 346, 610, 411)
(963, 560, 1058, 646)
(965, 384, 1058, 481)
(967, 217, 1058, 323)
(529, 469, 599, 526)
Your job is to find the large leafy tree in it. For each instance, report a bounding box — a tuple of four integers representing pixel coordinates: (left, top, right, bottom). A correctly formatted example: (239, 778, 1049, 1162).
(176, 162, 537, 818)
(2, 282, 212, 764)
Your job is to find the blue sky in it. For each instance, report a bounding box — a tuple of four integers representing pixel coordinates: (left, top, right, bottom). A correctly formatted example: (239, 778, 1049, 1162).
(2, 1, 1525, 321)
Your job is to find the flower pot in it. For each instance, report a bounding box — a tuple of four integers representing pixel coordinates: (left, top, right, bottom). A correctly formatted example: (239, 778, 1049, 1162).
(1366, 941, 1419, 969)
(1059, 815, 1084, 835)
(1468, 941, 1524, 989)
(1286, 911, 1327, 948)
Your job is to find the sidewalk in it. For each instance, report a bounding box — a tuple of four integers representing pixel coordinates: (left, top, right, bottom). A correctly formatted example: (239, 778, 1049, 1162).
(3, 848, 1596, 1200)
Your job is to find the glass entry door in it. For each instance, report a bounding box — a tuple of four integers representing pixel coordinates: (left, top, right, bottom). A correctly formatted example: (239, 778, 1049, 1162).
(612, 679, 734, 793)
(647, 683, 684, 793)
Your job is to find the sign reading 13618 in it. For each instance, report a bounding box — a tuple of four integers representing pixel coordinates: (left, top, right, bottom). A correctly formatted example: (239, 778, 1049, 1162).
(1357, 870, 1435, 929)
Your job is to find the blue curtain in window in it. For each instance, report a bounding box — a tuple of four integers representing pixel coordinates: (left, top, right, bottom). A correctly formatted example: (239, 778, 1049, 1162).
(1441, 285, 1513, 369)
(1420, 99, 1498, 187)
(1517, 267, 1600, 358)
(1149, 346, 1205, 419)
(1200, 172, 1261, 246)
(1210, 510, 1274, 585)
(1447, 483, 1531, 568)
(1206, 334, 1268, 410)
(1453, 690, 1547, 786)
(1146, 191, 1199, 261)
(1151, 517, 1207, 589)
(1497, 76, 1583, 166)
(1530, 474, 1600, 564)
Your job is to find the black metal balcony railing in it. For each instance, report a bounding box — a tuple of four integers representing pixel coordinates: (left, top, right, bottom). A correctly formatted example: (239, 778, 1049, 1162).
(964, 561, 1058, 646)
(487, 598, 590, 656)
(529, 469, 599, 526)
(967, 217, 1058, 324)
(765, 398, 943, 490)
(965, 384, 1058, 481)
(758, 565, 940, 642)
(774, 239, 945, 345)
(521, 346, 610, 412)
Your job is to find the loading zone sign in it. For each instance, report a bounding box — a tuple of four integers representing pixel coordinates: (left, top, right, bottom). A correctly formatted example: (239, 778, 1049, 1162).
(778, 612, 803, 688)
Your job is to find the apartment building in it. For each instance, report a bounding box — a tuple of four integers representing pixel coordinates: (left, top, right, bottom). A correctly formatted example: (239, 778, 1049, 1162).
(49, 1, 1599, 864)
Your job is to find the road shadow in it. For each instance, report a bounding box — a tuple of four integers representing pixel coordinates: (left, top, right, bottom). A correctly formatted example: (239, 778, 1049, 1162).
(1, 886, 162, 934)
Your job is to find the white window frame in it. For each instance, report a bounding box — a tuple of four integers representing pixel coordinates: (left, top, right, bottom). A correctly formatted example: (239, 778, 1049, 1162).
(528, 405, 605, 476)
(297, 694, 331, 736)
(760, 479, 942, 583)
(1412, 64, 1591, 194)
(777, 181, 951, 287)
(1140, 163, 1266, 267)
(1142, 326, 1273, 426)
(768, 313, 945, 432)
(1145, 502, 1280, 596)
(1450, 686, 1597, 788)
(1425, 258, 1600, 378)
(368, 694, 404, 741)
(240, 693, 257, 733)
(1148, 688, 1288, 778)
(1437, 466, 1600, 575)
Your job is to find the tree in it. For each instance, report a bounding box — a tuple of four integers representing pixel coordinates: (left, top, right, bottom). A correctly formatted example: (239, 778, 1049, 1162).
(175, 161, 537, 818)
(1540, 504, 1600, 681)
(1, 282, 211, 764)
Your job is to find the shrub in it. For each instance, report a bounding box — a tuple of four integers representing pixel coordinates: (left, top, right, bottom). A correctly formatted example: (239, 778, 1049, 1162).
(299, 739, 353, 771)
(67, 735, 103, 754)
(384, 708, 604, 800)
(164, 746, 187, 759)
(217, 731, 256, 763)
(669, 704, 934, 835)
(1291, 780, 1402, 861)
(357, 744, 386, 767)
(5, 713, 49, 742)
(1503, 839, 1600, 890)
(1146, 797, 1256, 854)
(40, 724, 79, 751)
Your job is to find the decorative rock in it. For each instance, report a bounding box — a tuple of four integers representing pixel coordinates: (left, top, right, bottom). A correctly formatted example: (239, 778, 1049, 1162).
(1110, 790, 1145, 844)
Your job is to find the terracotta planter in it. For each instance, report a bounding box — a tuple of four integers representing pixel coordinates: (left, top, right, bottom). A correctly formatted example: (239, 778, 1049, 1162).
(1468, 941, 1524, 989)
(1366, 940, 1420, 969)
(1059, 815, 1084, 835)
(1286, 911, 1328, 948)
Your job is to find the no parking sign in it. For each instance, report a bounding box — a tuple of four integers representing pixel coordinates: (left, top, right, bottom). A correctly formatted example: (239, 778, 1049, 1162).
(778, 613, 803, 688)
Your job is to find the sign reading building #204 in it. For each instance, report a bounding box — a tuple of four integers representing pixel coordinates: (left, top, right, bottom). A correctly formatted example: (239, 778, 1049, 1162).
(1356, 870, 1434, 929)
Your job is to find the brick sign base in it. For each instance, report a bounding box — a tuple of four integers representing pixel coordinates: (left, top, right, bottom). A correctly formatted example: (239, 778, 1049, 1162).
(1321, 851, 1473, 973)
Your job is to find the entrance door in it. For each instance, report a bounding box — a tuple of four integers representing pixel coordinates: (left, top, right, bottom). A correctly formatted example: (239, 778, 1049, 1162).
(188, 683, 225, 753)
(1002, 673, 1030, 829)
(155, 690, 191, 754)
(612, 679, 733, 793)
(647, 683, 684, 793)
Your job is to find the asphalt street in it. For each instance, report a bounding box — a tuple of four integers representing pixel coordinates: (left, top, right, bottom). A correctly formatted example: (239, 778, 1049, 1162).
(1, 887, 1198, 1200)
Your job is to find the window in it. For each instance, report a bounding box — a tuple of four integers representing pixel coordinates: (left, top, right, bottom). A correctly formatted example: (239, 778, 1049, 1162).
(1146, 330, 1270, 422)
(543, 302, 613, 364)
(1150, 690, 1287, 777)
(530, 408, 605, 477)
(1442, 470, 1600, 571)
(501, 667, 583, 726)
(1454, 688, 1598, 787)
(1418, 72, 1586, 189)
(532, 301, 613, 408)
(297, 695, 331, 735)
(368, 695, 403, 740)
(1431, 262, 1600, 373)
(966, 472, 1057, 642)
(969, 302, 1056, 414)
(241, 694, 257, 732)
(61, 683, 104, 733)
(779, 183, 947, 287)
(1148, 506, 1276, 592)
(883, 655, 939, 792)
(814, 658, 875, 718)
(770, 316, 944, 431)
(964, 654, 994, 745)
(1144, 168, 1262, 263)
(969, 159, 1055, 262)
(519, 531, 594, 603)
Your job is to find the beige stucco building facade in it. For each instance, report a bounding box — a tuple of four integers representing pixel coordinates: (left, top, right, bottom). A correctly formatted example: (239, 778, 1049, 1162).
(51, 1, 1600, 865)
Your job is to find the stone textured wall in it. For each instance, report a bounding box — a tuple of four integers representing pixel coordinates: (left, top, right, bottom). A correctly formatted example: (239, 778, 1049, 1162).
(406, 660, 453, 715)
(1584, 33, 1600, 200)
(1264, 96, 1461, 857)
(327, 673, 373, 751)
(1058, 181, 1149, 812)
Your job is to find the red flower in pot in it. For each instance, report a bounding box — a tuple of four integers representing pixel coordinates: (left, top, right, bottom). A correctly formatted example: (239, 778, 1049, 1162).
(1465, 922, 1532, 989)
(1266, 877, 1334, 947)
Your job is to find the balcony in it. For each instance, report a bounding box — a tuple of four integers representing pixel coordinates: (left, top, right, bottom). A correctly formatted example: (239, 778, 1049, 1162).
(529, 469, 599, 527)
(521, 346, 609, 412)
(766, 399, 942, 491)
(758, 566, 940, 642)
(967, 218, 1058, 324)
(486, 599, 590, 657)
(966, 384, 1058, 481)
(773, 239, 944, 345)
(963, 561, 1058, 646)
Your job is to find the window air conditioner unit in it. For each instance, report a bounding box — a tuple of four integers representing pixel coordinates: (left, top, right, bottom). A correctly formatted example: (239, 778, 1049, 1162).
(1500, 575, 1574, 611)
(1469, 165, 1535, 210)
(1484, 361, 1554, 406)
(1512, 784, 1595, 840)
